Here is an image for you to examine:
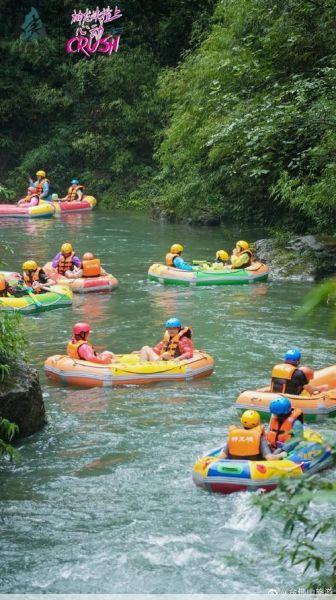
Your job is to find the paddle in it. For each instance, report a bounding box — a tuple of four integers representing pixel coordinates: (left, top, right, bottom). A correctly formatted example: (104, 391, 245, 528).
(23, 286, 43, 308)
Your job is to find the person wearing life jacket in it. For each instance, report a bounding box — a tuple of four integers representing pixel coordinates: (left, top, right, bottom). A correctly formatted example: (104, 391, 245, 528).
(29, 170, 51, 200)
(165, 244, 193, 271)
(230, 240, 253, 269)
(220, 410, 285, 461)
(17, 187, 40, 207)
(82, 252, 106, 277)
(270, 348, 329, 395)
(0, 276, 28, 298)
(139, 318, 194, 362)
(265, 397, 304, 451)
(215, 250, 230, 265)
(61, 179, 85, 203)
(52, 243, 81, 277)
(67, 322, 117, 364)
(22, 260, 52, 293)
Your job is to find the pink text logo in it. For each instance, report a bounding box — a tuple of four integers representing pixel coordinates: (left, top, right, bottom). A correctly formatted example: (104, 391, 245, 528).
(66, 5, 122, 57)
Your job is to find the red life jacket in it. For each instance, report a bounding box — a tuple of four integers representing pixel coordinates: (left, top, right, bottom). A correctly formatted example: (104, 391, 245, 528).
(266, 408, 303, 449)
(57, 252, 75, 275)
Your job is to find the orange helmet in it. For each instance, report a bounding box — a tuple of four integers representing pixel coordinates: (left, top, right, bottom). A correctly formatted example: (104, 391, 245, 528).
(0, 277, 7, 292)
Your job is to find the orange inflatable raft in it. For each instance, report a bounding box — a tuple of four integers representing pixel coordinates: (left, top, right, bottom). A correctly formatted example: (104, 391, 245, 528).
(235, 365, 336, 422)
(43, 262, 118, 293)
(44, 351, 214, 388)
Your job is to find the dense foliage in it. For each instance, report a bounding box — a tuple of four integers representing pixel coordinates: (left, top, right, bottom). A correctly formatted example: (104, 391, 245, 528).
(1, 0, 336, 230)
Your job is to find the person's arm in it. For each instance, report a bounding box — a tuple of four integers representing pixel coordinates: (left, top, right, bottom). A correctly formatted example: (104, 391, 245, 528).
(152, 341, 164, 356)
(218, 441, 229, 458)
(40, 181, 50, 199)
(173, 256, 193, 271)
(77, 343, 111, 364)
(176, 337, 194, 360)
(262, 436, 287, 461)
(72, 256, 82, 269)
(77, 190, 83, 201)
(52, 253, 61, 269)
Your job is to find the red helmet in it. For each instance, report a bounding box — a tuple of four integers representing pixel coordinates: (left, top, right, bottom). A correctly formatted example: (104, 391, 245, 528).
(300, 366, 314, 381)
(73, 322, 91, 336)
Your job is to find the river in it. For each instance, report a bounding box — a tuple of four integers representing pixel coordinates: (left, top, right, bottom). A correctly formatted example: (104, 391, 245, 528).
(0, 211, 335, 593)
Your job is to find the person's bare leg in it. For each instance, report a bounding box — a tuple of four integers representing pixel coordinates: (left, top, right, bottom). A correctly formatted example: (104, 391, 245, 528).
(139, 346, 160, 362)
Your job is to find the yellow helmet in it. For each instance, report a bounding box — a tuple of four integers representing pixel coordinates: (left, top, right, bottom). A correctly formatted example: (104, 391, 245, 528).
(23, 260, 38, 271)
(0, 276, 6, 292)
(36, 170, 46, 178)
(216, 250, 229, 261)
(237, 240, 249, 251)
(61, 243, 73, 254)
(241, 410, 260, 429)
(170, 243, 184, 254)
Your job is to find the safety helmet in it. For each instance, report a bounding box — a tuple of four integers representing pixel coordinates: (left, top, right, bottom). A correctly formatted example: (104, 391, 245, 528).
(82, 252, 94, 261)
(28, 186, 36, 194)
(284, 348, 301, 364)
(170, 244, 184, 254)
(0, 277, 7, 292)
(61, 243, 73, 254)
(216, 249, 229, 261)
(236, 240, 249, 250)
(73, 322, 91, 336)
(22, 260, 38, 271)
(71, 179, 80, 185)
(36, 170, 46, 178)
(241, 410, 260, 429)
(269, 397, 292, 416)
(165, 317, 182, 329)
(300, 366, 314, 381)
(51, 193, 59, 201)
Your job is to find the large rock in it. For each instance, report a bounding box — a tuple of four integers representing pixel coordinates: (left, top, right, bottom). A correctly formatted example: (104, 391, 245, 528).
(254, 235, 336, 281)
(0, 361, 46, 439)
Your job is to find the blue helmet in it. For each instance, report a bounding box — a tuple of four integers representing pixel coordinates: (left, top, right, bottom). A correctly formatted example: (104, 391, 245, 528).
(71, 178, 80, 185)
(284, 348, 301, 363)
(269, 397, 292, 416)
(165, 318, 182, 329)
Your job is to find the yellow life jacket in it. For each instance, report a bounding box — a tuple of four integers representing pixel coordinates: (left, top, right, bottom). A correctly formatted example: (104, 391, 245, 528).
(228, 425, 263, 459)
(67, 339, 94, 359)
(231, 248, 253, 268)
(161, 327, 192, 358)
(270, 363, 298, 393)
(67, 184, 84, 202)
(166, 253, 179, 267)
(82, 258, 101, 277)
(57, 252, 75, 275)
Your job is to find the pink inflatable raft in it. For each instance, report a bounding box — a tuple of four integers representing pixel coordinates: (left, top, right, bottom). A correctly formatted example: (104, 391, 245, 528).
(52, 195, 97, 215)
(43, 262, 118, 293)
(0, 202, 54, 218)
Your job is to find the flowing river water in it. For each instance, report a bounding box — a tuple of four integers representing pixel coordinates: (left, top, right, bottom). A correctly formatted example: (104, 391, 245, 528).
(0, 211, 335, 593)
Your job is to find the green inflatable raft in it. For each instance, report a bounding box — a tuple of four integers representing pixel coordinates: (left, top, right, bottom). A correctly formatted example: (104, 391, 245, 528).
(0, 284, 73, 313)
(148, 261, 269, 286)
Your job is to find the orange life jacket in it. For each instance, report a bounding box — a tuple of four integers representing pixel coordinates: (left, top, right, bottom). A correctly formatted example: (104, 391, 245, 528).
(67, 339, 95, 360)
(271, 363, 299, 394)
(35, 178, 49, 196)
(166, 253, 179, 267)
(67, 184, 84, 202)
(82, 258, 101, 277)
(23, 268, 42, 288)
(161, 327, 192, 358)
(228, 425, 264, 460)
(266, 408, 303, 449)
(57, 252, 75, 275)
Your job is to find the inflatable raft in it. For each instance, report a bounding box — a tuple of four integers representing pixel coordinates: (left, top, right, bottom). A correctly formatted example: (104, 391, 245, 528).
(0, 284, 73, 313)
(193, 430, 332, 495)
(235, 365, 336, 422)
(43, 262, 118, 293)
(148, 262, 269, 286)
(44, 350, 214, 387)
(52, 195, 97, 215)
(0, 202, 54, 218)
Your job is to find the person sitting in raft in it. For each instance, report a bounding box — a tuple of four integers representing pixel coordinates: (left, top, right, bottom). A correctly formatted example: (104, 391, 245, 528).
(17, 187, 40, 207)
(70, 253, 107, 279)
(219, 410, 286, 461)
(165, 244, 193, 271)
(61, 179, 85, 203)
(214, 250, 230, 265)
(139, 318, 194, 363)
(0, 276, 29, 298)
(22, 260, 53, 293)
(67, 322, 117, 364)
(270, 348, 329, 395)
(230, 240, 253, 269)
(29, 169, 51, 201)
(265, 397, 304, 453)
(52, 243, 81, 277)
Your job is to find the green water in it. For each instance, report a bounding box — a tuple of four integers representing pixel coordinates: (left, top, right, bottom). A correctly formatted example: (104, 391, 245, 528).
(0, 211, 335, 593)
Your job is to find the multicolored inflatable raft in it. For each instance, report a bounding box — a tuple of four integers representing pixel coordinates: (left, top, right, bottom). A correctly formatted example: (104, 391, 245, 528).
(235, 366, 336, 422)
(0, 284, 73, 313)
(44, 350, 214, 387)
(0, 202, 54, 218)
(192, 430, 332, 494)
(43, 262, 118, 293)
(52, 195, 97, 214)
(148, 262, 269, 286)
